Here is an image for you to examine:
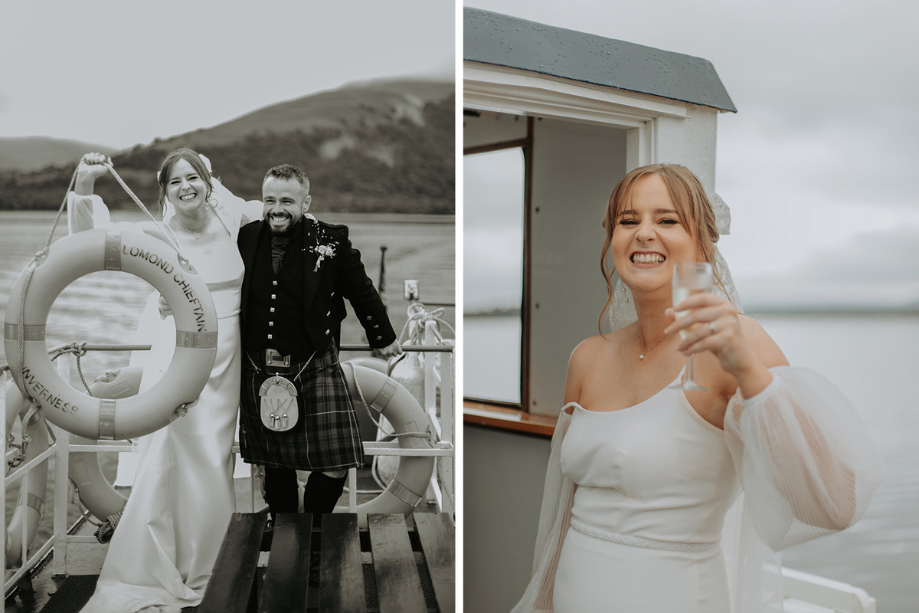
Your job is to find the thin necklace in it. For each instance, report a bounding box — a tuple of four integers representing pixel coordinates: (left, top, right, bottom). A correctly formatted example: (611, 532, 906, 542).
(637, 326, 668, 360)
(174, 213, 208, 239)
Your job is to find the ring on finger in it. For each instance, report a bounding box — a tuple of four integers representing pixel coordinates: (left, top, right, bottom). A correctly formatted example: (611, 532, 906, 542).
(709, 321, 717, 335)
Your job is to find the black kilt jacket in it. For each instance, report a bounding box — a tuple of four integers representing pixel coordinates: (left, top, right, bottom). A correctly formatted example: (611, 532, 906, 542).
(237, 217, 397, 470)
(238, 217, 397, 354)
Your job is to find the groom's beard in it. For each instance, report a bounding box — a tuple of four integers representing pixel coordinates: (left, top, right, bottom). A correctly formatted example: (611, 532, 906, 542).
(267, 213, 302, 236)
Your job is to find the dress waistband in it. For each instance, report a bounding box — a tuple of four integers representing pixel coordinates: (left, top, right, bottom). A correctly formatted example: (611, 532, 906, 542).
(569, 518, 719, 552)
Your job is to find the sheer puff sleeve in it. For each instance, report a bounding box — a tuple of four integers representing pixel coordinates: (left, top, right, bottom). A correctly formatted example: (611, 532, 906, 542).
(67, 192, 113, 234)
(724, 365, 887, 552)
(511, 406, 577, 613)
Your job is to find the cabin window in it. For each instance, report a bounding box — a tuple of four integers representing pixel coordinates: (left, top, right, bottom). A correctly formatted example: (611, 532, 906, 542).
(464, 147, 526, 405)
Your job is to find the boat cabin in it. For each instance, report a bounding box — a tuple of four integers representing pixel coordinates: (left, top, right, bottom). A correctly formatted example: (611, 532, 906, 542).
(463, 8, 876, 613)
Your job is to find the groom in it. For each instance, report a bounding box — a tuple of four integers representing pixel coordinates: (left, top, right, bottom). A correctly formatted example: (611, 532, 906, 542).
(237, 163, 401, 519)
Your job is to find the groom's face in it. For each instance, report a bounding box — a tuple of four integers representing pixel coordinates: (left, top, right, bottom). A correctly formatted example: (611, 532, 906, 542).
(263, 176, 311, 234)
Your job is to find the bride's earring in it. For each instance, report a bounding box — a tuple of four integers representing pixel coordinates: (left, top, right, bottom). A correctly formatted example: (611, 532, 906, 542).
(623, 284, 629, 304)
(206, 190, 217, 207)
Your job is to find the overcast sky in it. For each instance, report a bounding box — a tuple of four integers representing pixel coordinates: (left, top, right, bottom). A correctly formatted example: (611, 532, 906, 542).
(464, 0, 919, 310)
(0, 0, 454, 150)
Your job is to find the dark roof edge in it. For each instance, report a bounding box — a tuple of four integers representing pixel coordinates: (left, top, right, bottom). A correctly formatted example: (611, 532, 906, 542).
(464, 7, 737, 113)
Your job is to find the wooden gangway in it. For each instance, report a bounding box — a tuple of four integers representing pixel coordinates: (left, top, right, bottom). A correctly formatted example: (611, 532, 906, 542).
(199, 512, 455, 613)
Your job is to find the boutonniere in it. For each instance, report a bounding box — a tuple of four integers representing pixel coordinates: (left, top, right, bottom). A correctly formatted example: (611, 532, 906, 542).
(310, 242, 337, 272)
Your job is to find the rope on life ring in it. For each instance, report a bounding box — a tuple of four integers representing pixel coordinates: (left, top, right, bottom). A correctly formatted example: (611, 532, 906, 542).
(4, 381, 51, 568)
(338, 363, 436, 527)
(3, 228, 218, 441)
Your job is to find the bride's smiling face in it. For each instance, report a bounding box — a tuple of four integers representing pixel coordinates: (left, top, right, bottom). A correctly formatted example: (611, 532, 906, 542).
(611, 173, 699, 294)
(165, 159, 209, 213)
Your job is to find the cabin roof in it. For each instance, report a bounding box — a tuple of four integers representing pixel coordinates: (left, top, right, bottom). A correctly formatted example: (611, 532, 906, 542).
(464, 8, 737, 113)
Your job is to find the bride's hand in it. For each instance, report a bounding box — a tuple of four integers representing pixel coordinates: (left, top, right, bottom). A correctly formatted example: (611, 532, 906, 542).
(77, 153, 111, 180)
(75, 153, 111, 195)
(664, 292, 759, 378)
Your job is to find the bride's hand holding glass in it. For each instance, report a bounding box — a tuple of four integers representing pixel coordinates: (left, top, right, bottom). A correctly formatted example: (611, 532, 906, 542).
(665, 288, 759, 384)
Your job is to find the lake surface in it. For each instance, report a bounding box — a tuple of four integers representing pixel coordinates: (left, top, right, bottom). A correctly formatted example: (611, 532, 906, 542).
(0, 209, 454, 578)
(466, 312, 919, 612)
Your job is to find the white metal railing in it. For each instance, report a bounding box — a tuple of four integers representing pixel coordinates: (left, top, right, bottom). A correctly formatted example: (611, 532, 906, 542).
(1, 333, 455, 601)
(1, 359, 67, 608)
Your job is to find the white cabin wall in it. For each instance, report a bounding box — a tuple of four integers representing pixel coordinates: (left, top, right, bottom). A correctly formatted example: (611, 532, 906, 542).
(464, 424, 550, 613)
(463, 111, 528, 149)
(653, 105, 719, 192)
(529, 118, 627, 415)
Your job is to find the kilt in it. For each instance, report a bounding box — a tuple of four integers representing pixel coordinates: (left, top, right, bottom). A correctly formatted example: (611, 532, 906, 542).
(239, 344, 364, 471)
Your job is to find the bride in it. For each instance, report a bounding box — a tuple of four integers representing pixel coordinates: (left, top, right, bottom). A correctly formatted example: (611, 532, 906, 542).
(68, 149, 262, 613)
(512, 164, 886, 612)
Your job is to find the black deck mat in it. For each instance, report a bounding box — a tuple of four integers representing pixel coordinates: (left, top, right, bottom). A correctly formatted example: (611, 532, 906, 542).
(36, 575, 200, 613)
(36, 576, 97, 613)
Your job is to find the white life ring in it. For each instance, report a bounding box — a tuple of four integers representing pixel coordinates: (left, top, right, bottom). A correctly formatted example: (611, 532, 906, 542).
(3, 228, 218, 440)
(338, 363, 436, 527)
(345, 356, 392, 441)
(67, 367, 143, 528)
(4, 381, 51, 568)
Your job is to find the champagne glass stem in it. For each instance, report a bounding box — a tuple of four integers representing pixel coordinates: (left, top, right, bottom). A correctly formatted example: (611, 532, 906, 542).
(682, 352, 707, 391)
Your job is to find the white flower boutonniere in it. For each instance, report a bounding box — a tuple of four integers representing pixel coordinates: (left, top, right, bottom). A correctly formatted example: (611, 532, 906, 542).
(311, 243, 337, 272)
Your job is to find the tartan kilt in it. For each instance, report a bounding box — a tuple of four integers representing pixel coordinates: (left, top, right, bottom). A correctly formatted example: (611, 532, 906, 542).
(239, 344, 364, 471)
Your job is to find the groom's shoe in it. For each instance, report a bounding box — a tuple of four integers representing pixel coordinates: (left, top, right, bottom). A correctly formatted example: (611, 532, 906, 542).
(302, 471, 347, 515)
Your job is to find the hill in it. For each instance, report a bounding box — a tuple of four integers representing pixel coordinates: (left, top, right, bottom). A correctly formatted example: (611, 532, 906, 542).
(0, 137, 119, 172)
(0, 78, 454, 215)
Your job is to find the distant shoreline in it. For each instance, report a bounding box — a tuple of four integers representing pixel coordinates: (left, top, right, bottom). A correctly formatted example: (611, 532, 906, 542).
(0, 209, 455, 225)
(466, 308, 919, 318)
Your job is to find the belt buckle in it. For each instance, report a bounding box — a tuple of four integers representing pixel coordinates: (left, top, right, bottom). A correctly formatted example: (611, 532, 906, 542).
(265, 349, 291, 367)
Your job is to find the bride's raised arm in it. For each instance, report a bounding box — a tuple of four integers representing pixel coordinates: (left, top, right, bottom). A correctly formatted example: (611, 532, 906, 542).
(68, 153, 114, 234)
(67, 154, 172, 246)
(723, 364, 886, 550)
(668, 295, 886, 550)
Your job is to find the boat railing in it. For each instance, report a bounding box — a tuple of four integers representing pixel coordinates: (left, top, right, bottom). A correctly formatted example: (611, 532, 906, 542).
(0, 335, 455, 604)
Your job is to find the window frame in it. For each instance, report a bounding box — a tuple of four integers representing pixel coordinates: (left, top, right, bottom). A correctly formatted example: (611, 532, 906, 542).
(462, 116, 534, 410)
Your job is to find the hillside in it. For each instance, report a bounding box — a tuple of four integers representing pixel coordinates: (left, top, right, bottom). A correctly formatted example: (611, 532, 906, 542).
(0, 78, 454, 215)
(0, 137, 119, 172)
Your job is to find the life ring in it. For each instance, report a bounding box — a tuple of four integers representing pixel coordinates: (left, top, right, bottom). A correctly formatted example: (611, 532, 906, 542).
(67, 367, 143, 536)
(3, 228, 218, 440)
(345, 356, 392, 441)
(4, 381, 51, 568)
(338, 363, 436, 527)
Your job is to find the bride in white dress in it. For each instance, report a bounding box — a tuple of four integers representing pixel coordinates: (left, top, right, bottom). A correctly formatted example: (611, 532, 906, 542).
(512, 164, 886, 613)
(68, 150, 262, 613)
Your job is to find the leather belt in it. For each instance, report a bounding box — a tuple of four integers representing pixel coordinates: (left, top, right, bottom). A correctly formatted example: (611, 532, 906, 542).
(246, 349, 313, 373)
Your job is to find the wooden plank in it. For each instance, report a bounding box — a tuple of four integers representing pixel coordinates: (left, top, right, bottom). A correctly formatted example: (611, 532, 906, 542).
(368, 514, 426, 613)
(259, 513, 312, 613)
(414, 513, 455, 613)
(199, 512, 267, 613)
(320, 513, 366, 613)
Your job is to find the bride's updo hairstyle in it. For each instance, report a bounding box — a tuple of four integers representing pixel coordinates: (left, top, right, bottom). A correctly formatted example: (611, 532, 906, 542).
(599, 164, 724, 328)
(156, 148, 215, 207)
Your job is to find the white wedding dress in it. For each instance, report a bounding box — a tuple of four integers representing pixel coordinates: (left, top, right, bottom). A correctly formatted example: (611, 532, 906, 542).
(513, 364, 887, 613)
(554, 370, 739, 612)
(68, 183, 262, 613)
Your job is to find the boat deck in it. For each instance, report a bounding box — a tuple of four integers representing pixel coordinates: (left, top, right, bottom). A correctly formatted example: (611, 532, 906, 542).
(5, 469, 441, 613)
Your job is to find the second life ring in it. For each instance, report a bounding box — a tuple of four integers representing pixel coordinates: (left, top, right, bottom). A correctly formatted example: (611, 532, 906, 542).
(4, 381, 51, 568)
(338, 363, 436, 527)
(3, 228, 218, 440)
(345, 356, 392, 442)
(67, 367, 143, 541)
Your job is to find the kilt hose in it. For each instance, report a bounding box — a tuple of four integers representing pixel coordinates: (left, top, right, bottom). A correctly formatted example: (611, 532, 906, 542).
(240, 344, 364, 471)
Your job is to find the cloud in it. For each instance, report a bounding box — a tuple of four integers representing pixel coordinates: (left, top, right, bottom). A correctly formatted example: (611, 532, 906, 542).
(734, 225, 919, 310)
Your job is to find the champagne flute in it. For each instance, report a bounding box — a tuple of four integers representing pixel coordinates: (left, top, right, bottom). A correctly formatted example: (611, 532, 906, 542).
(672, 262, 713, 391)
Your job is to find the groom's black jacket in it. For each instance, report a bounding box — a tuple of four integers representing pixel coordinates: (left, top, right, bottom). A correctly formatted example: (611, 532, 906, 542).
(238, 216, 396, 355)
